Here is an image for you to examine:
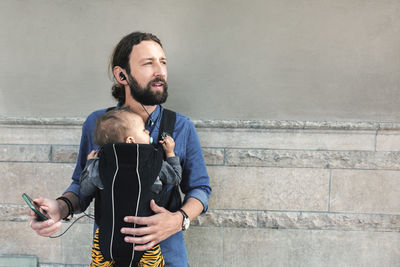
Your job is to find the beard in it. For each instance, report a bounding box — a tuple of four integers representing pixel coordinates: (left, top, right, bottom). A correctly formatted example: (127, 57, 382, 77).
(127, 74, 168, 105)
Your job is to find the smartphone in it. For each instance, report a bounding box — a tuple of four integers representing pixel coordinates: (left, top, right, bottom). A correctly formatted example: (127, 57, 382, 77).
(22, 193, 49, 221)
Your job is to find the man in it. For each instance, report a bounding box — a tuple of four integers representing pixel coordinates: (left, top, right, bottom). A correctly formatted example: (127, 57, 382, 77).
(29, 32, 212, 266)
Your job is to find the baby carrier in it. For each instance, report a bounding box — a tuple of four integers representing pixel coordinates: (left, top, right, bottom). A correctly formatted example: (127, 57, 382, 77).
(94, 109, 181, 265)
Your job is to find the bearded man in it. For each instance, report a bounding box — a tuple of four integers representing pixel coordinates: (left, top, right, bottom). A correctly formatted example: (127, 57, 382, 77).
(28, 32, 211, 267)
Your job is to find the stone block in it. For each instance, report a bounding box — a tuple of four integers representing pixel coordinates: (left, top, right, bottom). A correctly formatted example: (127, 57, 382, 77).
(207, 166, 330, 211)
(0, 125, 81, 145)
(51, 145, 79, 163)
(0, 204, 28, 221)
(376, 130, 400, 151)
(0, 221, 62, 263)
(202, 148, 224, 165)
(184, 226, 223, 267)
(198, 128, 376, 151)
(0, 144, 50, 162)
(59, 222, 93, 265)
(226, 149, 400, 170)
(330, 169, 400, 214)
(223, 228, 400, 267)
(0, 255, 38, 267)
(0, 162, 75, 203)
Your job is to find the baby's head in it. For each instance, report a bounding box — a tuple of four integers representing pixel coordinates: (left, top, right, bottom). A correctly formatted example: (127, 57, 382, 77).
(94, 107, 151, 146)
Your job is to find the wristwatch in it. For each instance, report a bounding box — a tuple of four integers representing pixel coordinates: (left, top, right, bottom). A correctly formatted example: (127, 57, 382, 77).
(178, 209, 190, 231)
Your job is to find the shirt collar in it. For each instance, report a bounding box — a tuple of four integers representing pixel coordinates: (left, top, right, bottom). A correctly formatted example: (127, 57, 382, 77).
(116, 102, 163, 132)
(146, 104, 162, 129)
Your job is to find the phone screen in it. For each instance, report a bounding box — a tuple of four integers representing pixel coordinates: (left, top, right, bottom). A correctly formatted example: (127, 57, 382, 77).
(22, 193, 49, 221)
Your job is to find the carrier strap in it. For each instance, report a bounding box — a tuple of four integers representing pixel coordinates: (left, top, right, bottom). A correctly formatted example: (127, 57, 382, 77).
(158, 108, 176, 141)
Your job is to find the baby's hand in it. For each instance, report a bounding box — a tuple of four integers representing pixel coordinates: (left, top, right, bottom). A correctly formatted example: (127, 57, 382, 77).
(160, 136, 175, 158)
(87, 150, 99, 160)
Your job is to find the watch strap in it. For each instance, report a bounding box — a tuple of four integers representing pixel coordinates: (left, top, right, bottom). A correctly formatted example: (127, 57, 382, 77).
(178, 209, 189, 230)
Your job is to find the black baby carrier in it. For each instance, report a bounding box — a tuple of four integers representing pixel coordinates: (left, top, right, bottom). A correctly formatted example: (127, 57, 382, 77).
(94, 108, 181, 265)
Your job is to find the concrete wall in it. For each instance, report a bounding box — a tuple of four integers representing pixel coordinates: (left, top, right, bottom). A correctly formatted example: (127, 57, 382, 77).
(1, 0, 400, 121)
(1, 117, 399, 266)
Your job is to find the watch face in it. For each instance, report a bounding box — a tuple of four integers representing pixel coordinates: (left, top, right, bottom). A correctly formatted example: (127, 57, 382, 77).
(183, 218, 190, 230)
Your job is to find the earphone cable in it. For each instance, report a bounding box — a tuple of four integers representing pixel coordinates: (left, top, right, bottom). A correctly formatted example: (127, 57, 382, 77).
(49, 211, 94, 239)
(141, 104, 161, 133)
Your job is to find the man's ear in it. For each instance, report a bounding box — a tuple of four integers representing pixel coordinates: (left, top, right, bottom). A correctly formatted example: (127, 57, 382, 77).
(126, 136, 135, 143)
(113, 66, 128, 85)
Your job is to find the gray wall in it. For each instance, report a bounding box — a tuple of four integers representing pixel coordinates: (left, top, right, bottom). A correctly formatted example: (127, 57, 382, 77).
(1, 0, 400, 121)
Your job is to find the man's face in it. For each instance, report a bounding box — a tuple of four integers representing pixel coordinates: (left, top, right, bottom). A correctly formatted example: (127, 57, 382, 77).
(127, 40, 168, 105)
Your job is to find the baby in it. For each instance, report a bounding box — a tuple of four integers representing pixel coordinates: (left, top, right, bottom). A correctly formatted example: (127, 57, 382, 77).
(80, 107, 181, 199)
(79, 107, 181, 267)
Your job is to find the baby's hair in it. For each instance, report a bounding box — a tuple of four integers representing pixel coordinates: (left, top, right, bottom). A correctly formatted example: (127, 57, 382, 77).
(94, 107, 140, 146)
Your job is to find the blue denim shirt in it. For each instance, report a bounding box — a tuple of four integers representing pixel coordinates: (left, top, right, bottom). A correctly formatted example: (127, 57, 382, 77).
(65, 105, 212, 266)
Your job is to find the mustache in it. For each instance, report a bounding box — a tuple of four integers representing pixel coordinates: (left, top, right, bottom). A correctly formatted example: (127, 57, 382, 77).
(150, 77, 167, 84)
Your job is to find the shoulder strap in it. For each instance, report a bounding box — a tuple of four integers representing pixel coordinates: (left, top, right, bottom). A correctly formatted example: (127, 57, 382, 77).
(158, 108, 176, 141)
(106, 106, 116, 112)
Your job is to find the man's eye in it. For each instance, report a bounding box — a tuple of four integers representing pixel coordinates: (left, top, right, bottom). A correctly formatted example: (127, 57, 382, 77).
(161, 61, 167, 65)
(144, 62, 152, 65)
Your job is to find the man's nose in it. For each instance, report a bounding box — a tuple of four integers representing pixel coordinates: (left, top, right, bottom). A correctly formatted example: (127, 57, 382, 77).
(153, 62, 167, 78)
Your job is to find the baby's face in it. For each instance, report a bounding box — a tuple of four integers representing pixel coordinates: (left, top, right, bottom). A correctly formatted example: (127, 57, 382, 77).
(125, 114, 151, 144)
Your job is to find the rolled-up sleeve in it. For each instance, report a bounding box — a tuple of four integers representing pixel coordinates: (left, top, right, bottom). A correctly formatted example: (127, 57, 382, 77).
(180, 119, 212, 213)
(64, 113, 99, 212)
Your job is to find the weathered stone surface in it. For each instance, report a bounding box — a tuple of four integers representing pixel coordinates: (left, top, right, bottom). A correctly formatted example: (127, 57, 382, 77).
(0, 162, 75, 203)
(0, 255, 38, 267)
(1, 117, 400, 266)
(258, 211, 400, 232)
(331, 169, 400, 214)
(41, 264, 88, 267)
(0, 204, 28, 221)
(0, 125, 81, 145)
(1, 116, 383, 130)
(0, 117, 84, 126)
(0, 204, 95, 224)
(207, 166, 330, 211)
(0, 221, 62, 263)
(226, 149, 400, 170)
(193, 209, 400, 232)
(376, 129, 400, 151)
(378, 122, 400, 131)
(202, 148, 224, 165)
(59, 222, 93, 265)
(51, 145, 79, 163)
(184, 227, 223, 267)
(193, 119, 381, 130)
(198, 128, 376, 150)
(0, 144, 50, 162)
(193, 209, 258, 228)
(40, 264, 87, 267)
(223, 228, 400, 267)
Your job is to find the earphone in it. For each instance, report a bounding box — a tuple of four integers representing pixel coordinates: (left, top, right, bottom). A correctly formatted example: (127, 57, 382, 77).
(119, 72, 126, 81)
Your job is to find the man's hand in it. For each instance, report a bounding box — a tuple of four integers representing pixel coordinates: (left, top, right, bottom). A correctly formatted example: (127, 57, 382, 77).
(27, 197, 63, 237)
(121, 199, 182, 251)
